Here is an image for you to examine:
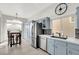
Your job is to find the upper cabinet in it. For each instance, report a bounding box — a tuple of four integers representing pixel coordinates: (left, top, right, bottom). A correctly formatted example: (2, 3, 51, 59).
(36, 17, 51, 29)
(42, 17, 51, 29)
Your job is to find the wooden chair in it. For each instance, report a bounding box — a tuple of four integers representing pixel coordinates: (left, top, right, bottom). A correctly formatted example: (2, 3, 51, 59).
(10, 34, 14, 47)
(8, 32, 21, 47)
(16, 33, 21, 45)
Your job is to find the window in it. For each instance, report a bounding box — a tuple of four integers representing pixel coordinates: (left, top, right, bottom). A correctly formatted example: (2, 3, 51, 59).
(52, 16, 75, 37)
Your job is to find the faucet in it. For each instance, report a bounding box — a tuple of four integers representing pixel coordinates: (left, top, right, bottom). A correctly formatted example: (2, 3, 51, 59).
(56, 32, 61, 37)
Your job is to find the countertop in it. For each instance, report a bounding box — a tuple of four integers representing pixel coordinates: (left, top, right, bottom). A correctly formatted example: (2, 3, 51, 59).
(39, 35, 79, 45)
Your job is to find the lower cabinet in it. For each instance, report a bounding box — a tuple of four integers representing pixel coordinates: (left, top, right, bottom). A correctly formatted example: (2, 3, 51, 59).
(40, 36, 79, 55)
(54, 40, 67, 55)
(47, 38, 54, 55)
(47, 38, 67, 55)
(67, 42, 79, 55)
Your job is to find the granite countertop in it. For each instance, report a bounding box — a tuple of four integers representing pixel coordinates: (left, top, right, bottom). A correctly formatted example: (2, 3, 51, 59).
(39, 35, 79, 45)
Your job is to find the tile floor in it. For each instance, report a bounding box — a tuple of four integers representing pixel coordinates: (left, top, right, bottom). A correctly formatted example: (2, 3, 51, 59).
(0, 39, 48, 55)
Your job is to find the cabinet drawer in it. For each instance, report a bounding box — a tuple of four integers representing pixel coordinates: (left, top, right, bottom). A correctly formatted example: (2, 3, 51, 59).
(68, 42, 79, 50)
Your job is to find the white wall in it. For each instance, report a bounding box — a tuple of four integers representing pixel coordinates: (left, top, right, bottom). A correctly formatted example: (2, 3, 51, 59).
(0, 12, 7, 42)
(29, 3, 79, 21)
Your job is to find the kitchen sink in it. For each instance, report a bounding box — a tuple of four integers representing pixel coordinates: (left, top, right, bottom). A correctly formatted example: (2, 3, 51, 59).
(60, 37, 67, 40)
(51, 36, 67, 40)
(51, 36, 60, 38)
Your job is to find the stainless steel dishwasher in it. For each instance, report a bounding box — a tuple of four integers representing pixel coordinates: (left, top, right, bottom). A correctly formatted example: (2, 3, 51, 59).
(39, 36, 47, 51)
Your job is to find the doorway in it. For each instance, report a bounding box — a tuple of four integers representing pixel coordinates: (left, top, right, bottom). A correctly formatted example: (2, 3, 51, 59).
(7, 19, 23, 47)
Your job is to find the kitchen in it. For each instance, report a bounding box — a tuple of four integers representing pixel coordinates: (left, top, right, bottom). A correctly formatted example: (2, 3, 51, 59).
(24, 3, 79, 55)
(0, 3, 79, 55)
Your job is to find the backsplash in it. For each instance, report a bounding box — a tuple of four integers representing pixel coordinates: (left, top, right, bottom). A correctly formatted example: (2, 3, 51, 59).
(43, 29, 51, 35)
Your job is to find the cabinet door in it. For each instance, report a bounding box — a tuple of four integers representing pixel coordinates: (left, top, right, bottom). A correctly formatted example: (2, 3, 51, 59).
(42, 19, 46, 29)
(55, 40, 66, 55)
(67, 42, 79, 55)
(40, 37, 46, 51)
(45, 18, 50, 29)
(42, 17, 50, 29)
(47, 38, 54, 55)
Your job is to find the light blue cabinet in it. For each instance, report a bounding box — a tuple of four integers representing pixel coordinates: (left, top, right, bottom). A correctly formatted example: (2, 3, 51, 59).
(67, 42, 79, 55)
(47, 38, 54, 55)
(45, 37, 79, 55)
(54, 40, 67, 55)
(47, 38, 67, 55)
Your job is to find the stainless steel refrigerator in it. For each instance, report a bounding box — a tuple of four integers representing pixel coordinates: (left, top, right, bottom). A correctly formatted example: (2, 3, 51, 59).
(31, 21, 43, 48)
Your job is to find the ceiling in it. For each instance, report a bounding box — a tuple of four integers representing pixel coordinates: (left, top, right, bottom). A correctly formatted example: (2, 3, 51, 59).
(0, 3, 52, 19)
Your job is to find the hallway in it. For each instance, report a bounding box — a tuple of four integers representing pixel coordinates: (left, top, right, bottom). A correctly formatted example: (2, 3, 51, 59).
(0, 39, 48, 55)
